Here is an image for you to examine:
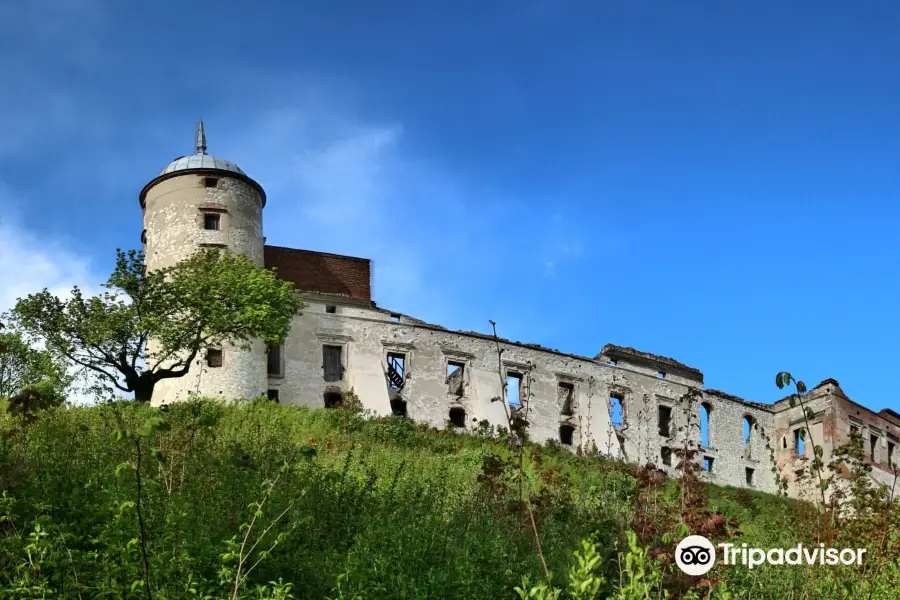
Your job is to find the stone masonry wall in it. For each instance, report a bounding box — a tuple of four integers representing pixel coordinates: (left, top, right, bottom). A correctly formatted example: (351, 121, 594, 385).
(264, 297, 780, 493)
(143, 172, 267, 405)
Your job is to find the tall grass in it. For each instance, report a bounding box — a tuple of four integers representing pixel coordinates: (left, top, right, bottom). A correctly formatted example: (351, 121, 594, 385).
(0, 398, 897, 599)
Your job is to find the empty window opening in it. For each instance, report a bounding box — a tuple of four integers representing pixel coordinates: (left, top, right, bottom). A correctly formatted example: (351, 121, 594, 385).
(888, 442, 896, 469)
(559, 424, 575, 446)
(449, 406, 466, 428)
(704, 456, 714, 472)
(661, 446, 672, 467)
(267, 389, 279, 403)
(871, 434, 879, 462)
(390, 313, 401, 322)
(141, 229, 147, 244)
(609, 359, 617, 366)
(794, 429, 805, 456)
(325, 305, 337, 314)
(851, 425, 859, 435)
(743, 416, 755, 457)
(206, 348, 222, 368)
(700, 403, 712, 447)
(386, 352, 406, 391)
(558, 382, 575, 416)
(745, 467, 754, 486)
(204, 177, 218, 188)
(657, 371, 666, 379)
(506, 372, 524, 408)
(390, 397, 407, 418)
(446, 361, 465, 395)
(658, 405, 672, 438)
(610, 393, 624, 427)
(323, 391, 343, 408)
(267, 343, 283, 377)
(203, 213, 220, 231)
(323, 345, 343, 383)
(781, 436, 787, 450)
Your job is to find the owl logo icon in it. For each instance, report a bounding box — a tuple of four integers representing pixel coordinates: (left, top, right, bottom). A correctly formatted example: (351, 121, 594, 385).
(675, 535, 716, 576)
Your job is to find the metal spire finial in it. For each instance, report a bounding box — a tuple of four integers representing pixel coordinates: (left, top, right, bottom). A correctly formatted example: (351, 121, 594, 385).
(196, 120, 207, 155)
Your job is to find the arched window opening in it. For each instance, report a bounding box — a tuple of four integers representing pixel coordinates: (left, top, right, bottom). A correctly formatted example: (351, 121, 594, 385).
(700, 403, 712, 448)
(449, 406, 466, 428)
(742, 416, 755, 458)
(323, 391, 343, 408)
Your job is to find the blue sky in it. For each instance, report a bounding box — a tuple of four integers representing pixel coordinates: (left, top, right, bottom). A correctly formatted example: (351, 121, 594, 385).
(2, 0, 900, 408)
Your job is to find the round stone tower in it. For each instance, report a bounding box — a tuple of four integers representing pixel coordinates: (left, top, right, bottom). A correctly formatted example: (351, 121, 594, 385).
(139, 121, 268, 405)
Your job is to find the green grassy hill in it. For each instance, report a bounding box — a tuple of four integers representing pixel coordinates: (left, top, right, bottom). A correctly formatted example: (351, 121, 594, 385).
(0, 399, 895, 599)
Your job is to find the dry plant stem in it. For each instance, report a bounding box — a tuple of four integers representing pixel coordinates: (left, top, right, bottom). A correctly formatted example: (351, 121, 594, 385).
(863, 469, 899, 600)
(231, 472, 282, 600)
(241, 501, 296, 582)
(787, 377, 842, 600)
(54, 524, 83, 600)
(488, 319, 550, 583)
(133, 438, 153, 600)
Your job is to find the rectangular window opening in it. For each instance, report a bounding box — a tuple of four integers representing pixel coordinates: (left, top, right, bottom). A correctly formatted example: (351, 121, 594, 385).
(387, 352, 406, 390)
(447, 361, 465, 395)
(390, 313, 401, 322)
(558, 382, 575, 416)
(657, 405, 672, 438)
(889, 442, 896, 469)
(609, 359, 617, 366)
(610, 393, 624, 428)
(267, 389, 280, 403)
(203, 213, 220, 231)
(657, 371, 666, 379)
(661, 446, 672, 467)
(325, 305, 337, 314)
(323, 345, 343, 382)
(204, 177, 218, 188)
(559, 424, 575, 446)
(267, 343, 283, 377)
(704, 456, 714, 472)
(206, 348, 222, 368)
(871, 434, 879, 462)
(506, 372, 524, 408)
(745, 467, 754, 486)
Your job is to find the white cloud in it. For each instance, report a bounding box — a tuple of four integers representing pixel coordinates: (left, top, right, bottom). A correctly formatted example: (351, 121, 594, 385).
(0, 222, 97, 315)
(0, 198, 106, 404)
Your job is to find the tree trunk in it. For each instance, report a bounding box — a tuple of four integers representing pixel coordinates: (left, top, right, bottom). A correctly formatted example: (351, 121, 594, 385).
(133, 380, 155, 404)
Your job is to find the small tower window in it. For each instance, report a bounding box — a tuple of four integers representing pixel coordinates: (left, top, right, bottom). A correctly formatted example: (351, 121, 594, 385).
(204, 177, 218, 188)
(204, 213, 220, 231)
(206, 348, 223, 368)
(326, 305, 337, 314)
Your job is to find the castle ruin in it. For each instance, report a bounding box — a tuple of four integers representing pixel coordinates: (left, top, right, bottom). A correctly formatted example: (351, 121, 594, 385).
(140, 123, 900, 500)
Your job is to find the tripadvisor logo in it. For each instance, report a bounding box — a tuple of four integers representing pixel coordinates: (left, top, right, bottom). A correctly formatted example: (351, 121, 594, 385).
(675, 535, 716, 576)
(674, 535, 868, 574)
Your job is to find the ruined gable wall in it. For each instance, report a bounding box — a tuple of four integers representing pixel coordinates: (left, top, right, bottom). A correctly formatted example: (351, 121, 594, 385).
(832, 393, 900, 496)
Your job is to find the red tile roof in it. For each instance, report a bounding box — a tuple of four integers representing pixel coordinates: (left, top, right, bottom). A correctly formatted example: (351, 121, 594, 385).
(264, 245, 372, 302)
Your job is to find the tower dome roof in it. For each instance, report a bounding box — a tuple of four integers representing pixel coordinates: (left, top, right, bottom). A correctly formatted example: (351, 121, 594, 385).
(140, 120, 266, 208)
(157, 120, 246, 176)
(159, 154, 246, 176)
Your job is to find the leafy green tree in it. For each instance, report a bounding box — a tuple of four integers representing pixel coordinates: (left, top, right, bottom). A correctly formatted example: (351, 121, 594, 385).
(0, 326, 70, 400)
(10, 248, 304, 403)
